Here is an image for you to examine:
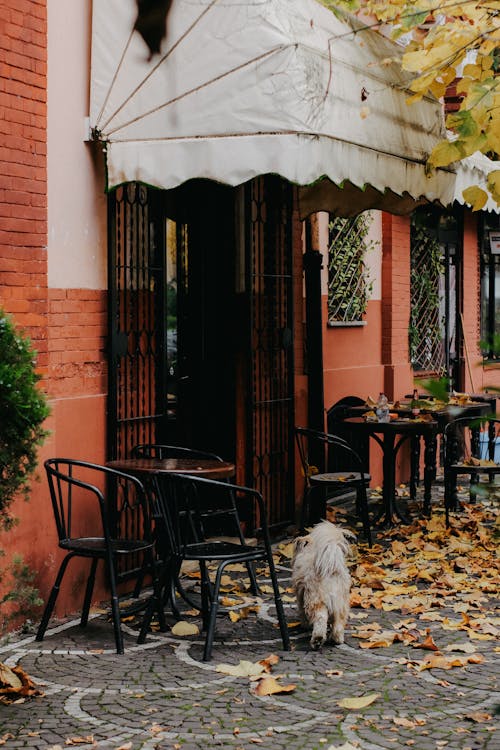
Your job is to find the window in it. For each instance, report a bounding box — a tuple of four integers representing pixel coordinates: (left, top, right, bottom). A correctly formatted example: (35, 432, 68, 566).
(409, 207, 459, 378)
(480, 213, 500, 360)
(327, 214, 374, 325)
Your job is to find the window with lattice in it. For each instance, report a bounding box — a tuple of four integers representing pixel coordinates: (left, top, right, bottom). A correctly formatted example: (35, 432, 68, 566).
(327, 214, 374, 325)
(409, 212, 446, 374)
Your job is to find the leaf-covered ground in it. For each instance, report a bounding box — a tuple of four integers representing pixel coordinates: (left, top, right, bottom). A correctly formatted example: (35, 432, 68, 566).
(0, 483, 498, 749)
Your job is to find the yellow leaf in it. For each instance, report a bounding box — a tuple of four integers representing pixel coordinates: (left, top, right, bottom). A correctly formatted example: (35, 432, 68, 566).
(415, 632, 440, 652)
(252, 676, 296, 696)
(465, 711, 493, 723)
(278, 542, 295, 559)
(462, 186, 488, 211)
(487, 169, 500, 203)
(215, 660, 267, 677)
(463, 64, 482, 79)
(393, 717, 425, 728)
(444, 642, 477, 654)
(404, 43, 456, 73)
(415, 653, 484, 671)
(429, 80, 447, 99)
(64, 738, 95, 746)
(227, 605, 259, 622)
(170, 621, 200, 636)
(409, 71, 438, 94)
(428, 140, 463, 168)
(466, 630, 495, 641)
(337, 693, 380, 709)
(0, 665, 22, 691)
(359, 639, 394, 649)
(259, 653, 279, 671)
(224, 564, 248, 573)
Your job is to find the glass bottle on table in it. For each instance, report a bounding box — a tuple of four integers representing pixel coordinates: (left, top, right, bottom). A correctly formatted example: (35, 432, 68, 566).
(376, 392, 390, 422)
(411, 388, 420, 416)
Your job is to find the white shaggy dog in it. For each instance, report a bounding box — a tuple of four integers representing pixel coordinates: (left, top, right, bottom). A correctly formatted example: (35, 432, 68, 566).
(291, 521, 355, 650)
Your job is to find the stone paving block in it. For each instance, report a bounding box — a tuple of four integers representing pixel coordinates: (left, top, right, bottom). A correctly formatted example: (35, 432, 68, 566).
(0, 490, 498, 750)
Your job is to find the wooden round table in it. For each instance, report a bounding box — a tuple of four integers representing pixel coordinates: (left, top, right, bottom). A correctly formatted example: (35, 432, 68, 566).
(106, 457, 236, 481)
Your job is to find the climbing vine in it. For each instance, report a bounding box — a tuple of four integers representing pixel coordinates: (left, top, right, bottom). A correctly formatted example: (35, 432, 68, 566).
(328, 213, 375, 324)
(409, 222, 445, 373)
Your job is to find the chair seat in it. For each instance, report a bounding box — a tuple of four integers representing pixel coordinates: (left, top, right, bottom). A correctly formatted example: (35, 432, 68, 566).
(448, 463, 500, 473)
(310, 471, 370, 484)
(61, 537, 154, 555)
(181, 540, 267, 561)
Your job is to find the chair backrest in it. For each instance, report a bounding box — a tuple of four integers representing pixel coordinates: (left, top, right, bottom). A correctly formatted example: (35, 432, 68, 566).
(327, 397, 369, 472)
(443, 416, 500, 466)
(131, 444, 223, 462)
(44, 458, 153, 545)
(295, 427, 364, 486)
(154, 473, 272, 554)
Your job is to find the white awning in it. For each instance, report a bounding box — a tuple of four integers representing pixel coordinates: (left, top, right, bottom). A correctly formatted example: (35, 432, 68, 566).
(89, 0, 457, 217)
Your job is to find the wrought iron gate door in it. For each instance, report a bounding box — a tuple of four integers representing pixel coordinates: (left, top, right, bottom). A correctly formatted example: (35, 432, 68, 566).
(108, 183, 169, 460)
(246, 177, 295, 530)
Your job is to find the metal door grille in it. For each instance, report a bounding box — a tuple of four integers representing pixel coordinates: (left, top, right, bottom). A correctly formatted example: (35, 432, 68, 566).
(246, 177, 295, 529)
(410, 219, 446, 374)
(108, 183, 168, 461)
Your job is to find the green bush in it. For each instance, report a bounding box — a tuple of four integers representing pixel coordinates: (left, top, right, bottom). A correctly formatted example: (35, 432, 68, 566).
(0, 310, 50, 531)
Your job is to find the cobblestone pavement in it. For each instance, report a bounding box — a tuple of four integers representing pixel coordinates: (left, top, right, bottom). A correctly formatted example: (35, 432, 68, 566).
(0, 487, 498, 750)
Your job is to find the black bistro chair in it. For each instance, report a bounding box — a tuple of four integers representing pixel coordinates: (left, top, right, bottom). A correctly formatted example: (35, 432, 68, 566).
(443, 415, 500, 526)
(295, 427, 372, 545)
(36, 459, 165, 654)
(131, 443, 259, 605)
(138, 473, 290, 661)
(131, 444, 224, 462)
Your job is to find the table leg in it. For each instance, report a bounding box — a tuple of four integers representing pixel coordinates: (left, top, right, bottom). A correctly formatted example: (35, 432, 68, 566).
(374, 434, 399, 527)
(423, 430, 437, 516)
(447, 428, 461, 511)
(410, 435, 420, 501)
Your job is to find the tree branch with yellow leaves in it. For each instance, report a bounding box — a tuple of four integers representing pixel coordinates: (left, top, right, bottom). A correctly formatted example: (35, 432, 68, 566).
(320, 0, 500, 209)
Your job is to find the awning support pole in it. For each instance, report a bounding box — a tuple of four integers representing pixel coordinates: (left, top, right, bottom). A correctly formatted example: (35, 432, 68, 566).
(303, 218, 326, 522)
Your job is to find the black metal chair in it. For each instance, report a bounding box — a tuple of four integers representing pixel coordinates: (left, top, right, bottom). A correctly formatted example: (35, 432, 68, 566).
(295, 427, 372, 545)
(131, 443, 259, 606)
(138, 473, 290, 661)
(327, 396, 370, 473)
(131, 444, 224, 462)
(443, 415, 500, 526)
(36, 459, 165, 654)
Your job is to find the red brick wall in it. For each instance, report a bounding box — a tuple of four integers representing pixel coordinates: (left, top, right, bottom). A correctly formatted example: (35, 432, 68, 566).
(48, 289, 107, 397)
(381, 213, 413, 398)
(0, 0, 48, 366)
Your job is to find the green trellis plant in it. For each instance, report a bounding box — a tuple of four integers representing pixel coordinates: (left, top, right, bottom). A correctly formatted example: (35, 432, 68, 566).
(328, 213, 375, 324)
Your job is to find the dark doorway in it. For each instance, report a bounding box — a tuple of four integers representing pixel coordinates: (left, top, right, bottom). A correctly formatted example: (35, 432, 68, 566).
(107, 178, 295, 527)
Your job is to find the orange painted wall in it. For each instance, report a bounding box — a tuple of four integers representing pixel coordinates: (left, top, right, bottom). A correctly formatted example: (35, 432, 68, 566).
(322, 214, 414, 487)
(0, 286, 109, 620)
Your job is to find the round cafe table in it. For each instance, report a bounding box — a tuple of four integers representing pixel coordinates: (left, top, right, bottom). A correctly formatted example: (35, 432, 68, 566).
(106, 456, 236, 480)
(343, 417, 439, 527)
(106, 456, 237, 617)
